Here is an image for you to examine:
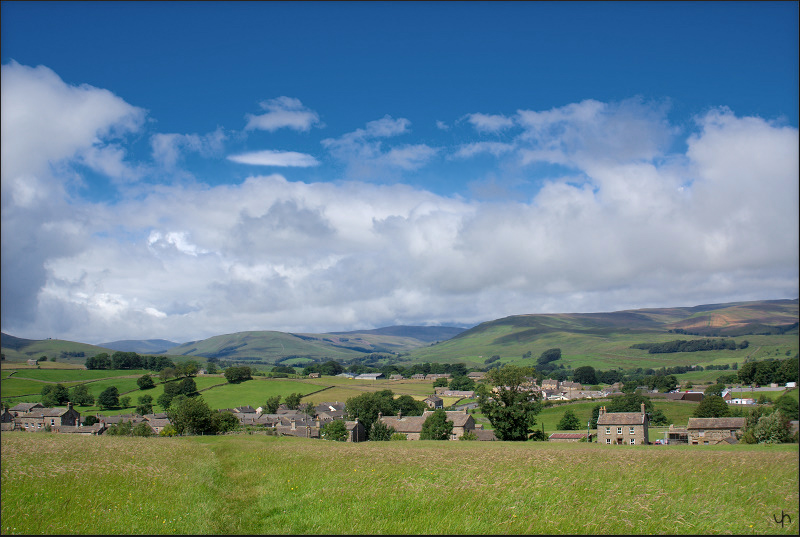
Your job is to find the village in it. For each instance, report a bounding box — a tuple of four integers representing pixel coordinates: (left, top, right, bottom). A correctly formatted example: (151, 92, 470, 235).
(5, 372, 793, 446)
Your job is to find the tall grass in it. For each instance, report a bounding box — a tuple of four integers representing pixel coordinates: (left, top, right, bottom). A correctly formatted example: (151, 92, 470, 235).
(2, 432, 796, 535)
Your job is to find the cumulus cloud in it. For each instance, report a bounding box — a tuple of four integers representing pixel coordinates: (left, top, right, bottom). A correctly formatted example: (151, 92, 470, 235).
(151, 128, 226, 169)
(322, 115, 437, 179)
(465, 112, 515, 133)
(244, 96, 322, 132)
(227, 150, 320, 167)
(1, 65, 797, 343)
(1, 61, 145, 327)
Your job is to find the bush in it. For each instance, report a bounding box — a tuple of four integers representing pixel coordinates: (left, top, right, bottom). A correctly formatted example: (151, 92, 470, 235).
(390, 433, 407, 441)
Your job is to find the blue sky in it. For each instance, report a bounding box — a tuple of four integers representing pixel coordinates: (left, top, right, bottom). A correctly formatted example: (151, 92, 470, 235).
(1, 1, 798, 343)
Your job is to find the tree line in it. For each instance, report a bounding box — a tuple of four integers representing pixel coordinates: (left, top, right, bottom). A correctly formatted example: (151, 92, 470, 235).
(85, 351, 176, 371)
(631, 338, 748, 354)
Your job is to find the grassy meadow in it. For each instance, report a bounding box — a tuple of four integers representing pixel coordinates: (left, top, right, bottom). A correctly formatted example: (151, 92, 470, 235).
(1, 432, 797, 535)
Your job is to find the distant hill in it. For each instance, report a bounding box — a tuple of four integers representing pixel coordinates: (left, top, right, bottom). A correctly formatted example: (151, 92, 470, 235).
(165, 327, 465, 363)
(3, 299, 796, 369)
(329, 325, 468, 343)
(407, 299, 799, 367)
(97, 339, 181, 354)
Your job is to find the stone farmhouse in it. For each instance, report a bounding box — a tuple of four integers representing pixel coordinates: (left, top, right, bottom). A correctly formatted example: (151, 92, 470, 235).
(549, 432, 591, 443)
(596, 404, 649, 445)
(423, 395, 444, 409)
(10, 402, 81, 432)
(686, 417, 747, 445)
(378, 409, 486, 440)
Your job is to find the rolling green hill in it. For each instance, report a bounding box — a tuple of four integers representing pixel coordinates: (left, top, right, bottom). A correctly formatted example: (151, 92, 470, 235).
(405, 299, 799, 370)
(3, 300, 796, 372)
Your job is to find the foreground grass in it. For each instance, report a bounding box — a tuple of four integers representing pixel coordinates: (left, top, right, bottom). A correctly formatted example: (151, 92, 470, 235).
(1, 433, 797, 535)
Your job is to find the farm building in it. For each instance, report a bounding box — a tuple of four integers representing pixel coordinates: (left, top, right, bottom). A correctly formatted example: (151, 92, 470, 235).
(596, 404, 649, 445)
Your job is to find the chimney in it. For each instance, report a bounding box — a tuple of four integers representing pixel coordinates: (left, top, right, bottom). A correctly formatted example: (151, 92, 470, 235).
(67, 402, 73, 411)
(291, 419, 296, 431)
(397, 410, 402, 419)
(641, 403, 646, 415)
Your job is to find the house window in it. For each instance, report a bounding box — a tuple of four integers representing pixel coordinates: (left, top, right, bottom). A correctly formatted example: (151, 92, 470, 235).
(605, 427, 610, 434)
(617, 427, 622, 435)
(629, 427, 635, 435)
(51, 419, 55, 426)
(703, 441, 709, 445)
(606, 438, 611, 444)
(630, 438, 635, 445)
(698, 430, 705, 437)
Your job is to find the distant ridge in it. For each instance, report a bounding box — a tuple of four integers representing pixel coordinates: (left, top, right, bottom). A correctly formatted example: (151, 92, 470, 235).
(97, 339, 181, 354)
(329, 325, 468, 343)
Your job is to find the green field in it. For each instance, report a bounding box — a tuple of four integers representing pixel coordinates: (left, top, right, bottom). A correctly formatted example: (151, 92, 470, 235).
(1, 433, 796, 535)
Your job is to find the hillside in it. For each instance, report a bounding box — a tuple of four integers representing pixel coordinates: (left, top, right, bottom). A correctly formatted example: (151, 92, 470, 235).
(3, 299, 796, 369)
(97, 339, 182, 354)
(406, 299, 799, 369)
(164, 327, 463, 363)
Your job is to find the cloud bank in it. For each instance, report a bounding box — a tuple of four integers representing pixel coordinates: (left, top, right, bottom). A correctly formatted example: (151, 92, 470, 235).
(2, 63, 797, 343)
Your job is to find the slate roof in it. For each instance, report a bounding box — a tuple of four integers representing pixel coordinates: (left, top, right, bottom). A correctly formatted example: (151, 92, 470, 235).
(597, 412, 646, 426)
(380, 415, 427, 433)
(10, 403, 43, 413)
(473, 429, 497, 441)
(686, 417, 746, 430)
(549, 433, 587, 439)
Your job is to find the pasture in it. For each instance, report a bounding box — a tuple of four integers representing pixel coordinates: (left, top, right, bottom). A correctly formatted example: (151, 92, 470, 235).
(1, 432, 796, 535)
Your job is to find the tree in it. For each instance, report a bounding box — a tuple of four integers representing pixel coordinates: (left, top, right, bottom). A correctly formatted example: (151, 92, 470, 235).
(284, 392, 302, 410)
(448, 376, 476, 391)
(206, 363, 218, 375)
(537, 348, 561, 366)
(572, 366, 597, 385)
(420, 409, 453, 440)
(159, 367, 177, 382)
(132, 422, 154, 437)
(433, 378, 449, 388)
(157, 392, 174, 410)
(345, 390, 397, 433)
(704, 383, 726, 397)
(748, 410, 791, 444)
(693, 395, 731, 418)
(136, 395, 154, 415)
(263, 395, 281, 414)
(369, 420, 395, 441)
(459, 430, 478, 441)
(41, 383, 70, 407)
(119, 396, 131, 408)
(168, 396, 216, 435)
(67, 383, 94, 407)
(137, 374, 156, 390)
(97, 386, 120, 409)
(557, 409, 581, 430)
(774, 394, 799, 421)
(212, 411, 240, 433)
(321, 419, 348, 441)
(477, 365, 541, 441)
(393, 394, 426, 416)
(178, 377, 198, 396)
(224, 366, 252, 384)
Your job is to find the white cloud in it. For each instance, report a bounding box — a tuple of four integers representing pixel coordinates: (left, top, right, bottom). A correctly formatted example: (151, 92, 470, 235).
(244, 96, 322, 132)
(1, 65, 796, 343)
(465, 112, 515, 133)
(227, 149, 320, 167)
(321, 115, 436, 179)
(452, 141, 516, 159)
(151, 128, 226, 168)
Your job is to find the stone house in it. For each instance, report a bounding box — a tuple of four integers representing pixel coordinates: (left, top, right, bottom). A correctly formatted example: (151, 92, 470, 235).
(411, 374, 426, 380)
(276, 417, 320, 438)
(378, 409, 477, 440)
(424, 395, 444, 409)
(1, 409, 16, 430)
(541, 379, 559, 391)
(9, 402, 44, 417)
(596, 404, 649, 445)
(389, 374, 404, 380)
(315, 402, 346, 422)
(686, 417, 747, 445)
(308, 372, 321, 378)
(345, 420, 366, 442)
(15, 403, 81, 431)
(467, 372, 485, 381)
